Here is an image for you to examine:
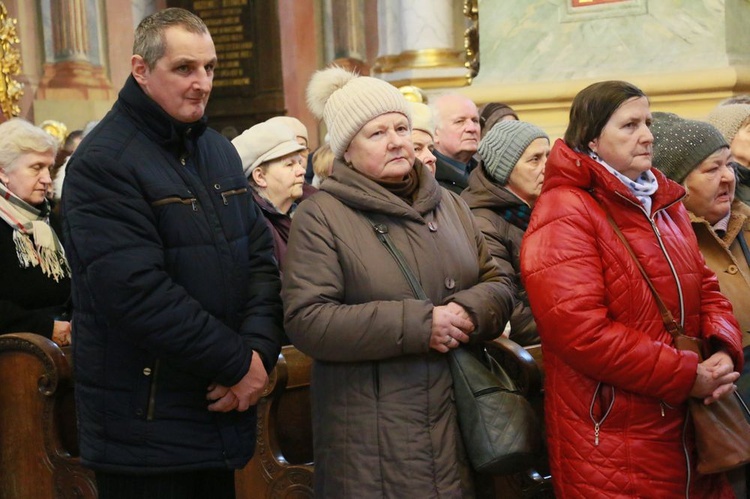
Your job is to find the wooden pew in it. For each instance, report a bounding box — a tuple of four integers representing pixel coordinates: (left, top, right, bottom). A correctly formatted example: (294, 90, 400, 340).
(0, 333, 96, 499)
(235, 345, 314, 498)
(0, 335, 547, 499)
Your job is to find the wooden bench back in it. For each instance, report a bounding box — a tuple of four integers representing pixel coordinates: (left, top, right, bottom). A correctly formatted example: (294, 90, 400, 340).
(0, 333, 96, 499)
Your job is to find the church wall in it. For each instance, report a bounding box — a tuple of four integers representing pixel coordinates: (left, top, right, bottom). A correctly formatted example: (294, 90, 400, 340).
(462, 0, 750, 138)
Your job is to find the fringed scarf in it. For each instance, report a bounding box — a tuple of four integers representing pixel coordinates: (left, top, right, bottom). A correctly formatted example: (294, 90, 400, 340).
(0, 183, 70, 282)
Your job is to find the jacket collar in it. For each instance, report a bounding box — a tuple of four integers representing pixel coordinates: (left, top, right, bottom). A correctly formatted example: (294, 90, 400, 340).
(321, 159, 441, 222)
(117, 75, 208, 155)
(543, 139, 685, 214)
(461, 165, 526, 210)
(689, 198, 750, 247)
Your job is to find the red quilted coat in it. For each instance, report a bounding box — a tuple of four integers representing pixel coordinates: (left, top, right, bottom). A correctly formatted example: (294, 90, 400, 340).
(521, 140, 743, 498)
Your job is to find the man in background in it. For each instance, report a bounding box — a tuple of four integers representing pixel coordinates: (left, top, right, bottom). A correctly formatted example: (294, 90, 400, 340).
(431, 93, 480, 193)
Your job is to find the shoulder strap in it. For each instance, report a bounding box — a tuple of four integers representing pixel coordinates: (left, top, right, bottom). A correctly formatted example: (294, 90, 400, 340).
(361, 213, 428, 301)
(604, 212, 683, 338)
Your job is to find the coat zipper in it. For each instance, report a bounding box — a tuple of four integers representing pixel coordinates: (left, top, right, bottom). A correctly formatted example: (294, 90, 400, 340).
(614, 192, 691, 497)
(151, 196, 198, 211)
(220, 187, 248, 205)
(146, 359, 160, 421)
(589, 382, 615, 446)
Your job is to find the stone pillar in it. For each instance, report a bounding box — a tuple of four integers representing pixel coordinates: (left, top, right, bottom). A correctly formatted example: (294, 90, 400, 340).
(372, 0, 468, 89)
(36, 0, 114, 100)
(50, 0, 89, 62)
(322, 0, 370, 74)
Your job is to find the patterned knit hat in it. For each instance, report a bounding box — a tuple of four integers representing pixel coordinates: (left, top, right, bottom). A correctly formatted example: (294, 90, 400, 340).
(478, 120, 548, 185)
(306, 66, 411, 158)
(651, 112, 728, 184)
(706, 104, 750, 144)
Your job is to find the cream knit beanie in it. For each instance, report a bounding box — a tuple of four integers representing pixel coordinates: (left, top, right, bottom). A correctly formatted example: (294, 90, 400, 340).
(306, 66, 411, 158)
(706, 104, 750, 144)
(409, 102, 435, 138)
(478, 120, 548, 185)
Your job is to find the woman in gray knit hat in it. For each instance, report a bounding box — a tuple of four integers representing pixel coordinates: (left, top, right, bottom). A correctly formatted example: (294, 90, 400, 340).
(652, 111, 750, 499)
(461, 120, 549, 346)
(281, 66, 514, 498)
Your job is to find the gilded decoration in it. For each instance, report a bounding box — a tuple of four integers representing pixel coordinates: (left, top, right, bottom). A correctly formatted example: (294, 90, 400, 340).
(463, 0, 478, 81)
(0, 2, 23, 119)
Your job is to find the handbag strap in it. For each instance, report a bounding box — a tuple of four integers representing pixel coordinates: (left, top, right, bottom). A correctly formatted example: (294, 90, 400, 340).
(603, 212, 683, 338)
(362, 214, 428, 301)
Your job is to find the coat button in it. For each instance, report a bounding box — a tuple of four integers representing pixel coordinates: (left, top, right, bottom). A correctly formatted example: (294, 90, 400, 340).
(143, 368, 152, 376)
(727, 265, 739, 275)
(445, 277, 456, 290)
(214, 183, 221, 190)
(428, 222, 438, 232)
(136, 409, 144, 416)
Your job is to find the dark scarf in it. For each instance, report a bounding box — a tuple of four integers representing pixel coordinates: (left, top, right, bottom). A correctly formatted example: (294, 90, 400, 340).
(373, 168, 419, 204)
(500, 203, 532, 231)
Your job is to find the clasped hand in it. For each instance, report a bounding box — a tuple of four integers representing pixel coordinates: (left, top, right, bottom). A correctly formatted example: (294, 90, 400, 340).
(690, 350, 740, 405)
(206, 350, 268, 412)
(430, 302, 475, 353)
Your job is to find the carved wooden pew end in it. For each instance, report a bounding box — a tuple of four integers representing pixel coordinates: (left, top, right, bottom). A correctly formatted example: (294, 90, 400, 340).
(0, 333, 96, 499)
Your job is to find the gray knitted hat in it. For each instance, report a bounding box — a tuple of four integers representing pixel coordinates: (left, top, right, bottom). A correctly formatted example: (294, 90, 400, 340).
(478, 120, 548, 184)
(651, 112, 728, 184)
(706, 104, 750, 144)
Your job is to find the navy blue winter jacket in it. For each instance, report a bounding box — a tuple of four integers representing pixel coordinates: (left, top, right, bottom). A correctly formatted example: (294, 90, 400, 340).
(62, 76, 283, 473)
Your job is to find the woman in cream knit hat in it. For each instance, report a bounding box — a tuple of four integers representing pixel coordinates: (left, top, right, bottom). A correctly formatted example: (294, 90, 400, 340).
(281, 66, 514, 498)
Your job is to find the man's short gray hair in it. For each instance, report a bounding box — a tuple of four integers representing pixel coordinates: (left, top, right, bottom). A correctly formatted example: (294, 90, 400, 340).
(133, 8, 208, 69)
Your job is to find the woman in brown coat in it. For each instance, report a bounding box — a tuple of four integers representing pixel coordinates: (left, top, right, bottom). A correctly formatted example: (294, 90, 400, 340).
(281, 67, 515, 498)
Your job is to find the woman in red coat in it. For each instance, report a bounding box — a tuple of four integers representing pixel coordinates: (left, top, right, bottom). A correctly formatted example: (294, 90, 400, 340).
(521, 81, 743, 498)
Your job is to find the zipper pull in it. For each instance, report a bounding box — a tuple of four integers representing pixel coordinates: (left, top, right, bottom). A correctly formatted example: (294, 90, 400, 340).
(651, 220, 661, 238)
(594, 423, 600, 446)
(191, 199, 197, 212)
(660, 403, 665, 417)
(221, 192, 228, 206)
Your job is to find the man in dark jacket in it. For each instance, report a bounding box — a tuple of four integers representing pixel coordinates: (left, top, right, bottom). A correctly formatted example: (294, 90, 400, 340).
(431, 93, 481, 193)
(61, 8, 283, 498)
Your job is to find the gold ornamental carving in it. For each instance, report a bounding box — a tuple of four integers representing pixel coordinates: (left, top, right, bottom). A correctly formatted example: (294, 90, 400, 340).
(0, 2, 24, 119)
(463, 0, 479, 82)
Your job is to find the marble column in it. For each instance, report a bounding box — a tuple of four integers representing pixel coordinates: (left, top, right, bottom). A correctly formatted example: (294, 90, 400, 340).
(50, 0, 89, 62)
(37, 0, 114, 99)
(372, 0, 469, 89)
(322, 0, 370, 74)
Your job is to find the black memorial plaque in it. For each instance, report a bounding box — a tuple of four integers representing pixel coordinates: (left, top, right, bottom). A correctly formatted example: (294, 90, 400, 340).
(167, 0, 285, 136)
